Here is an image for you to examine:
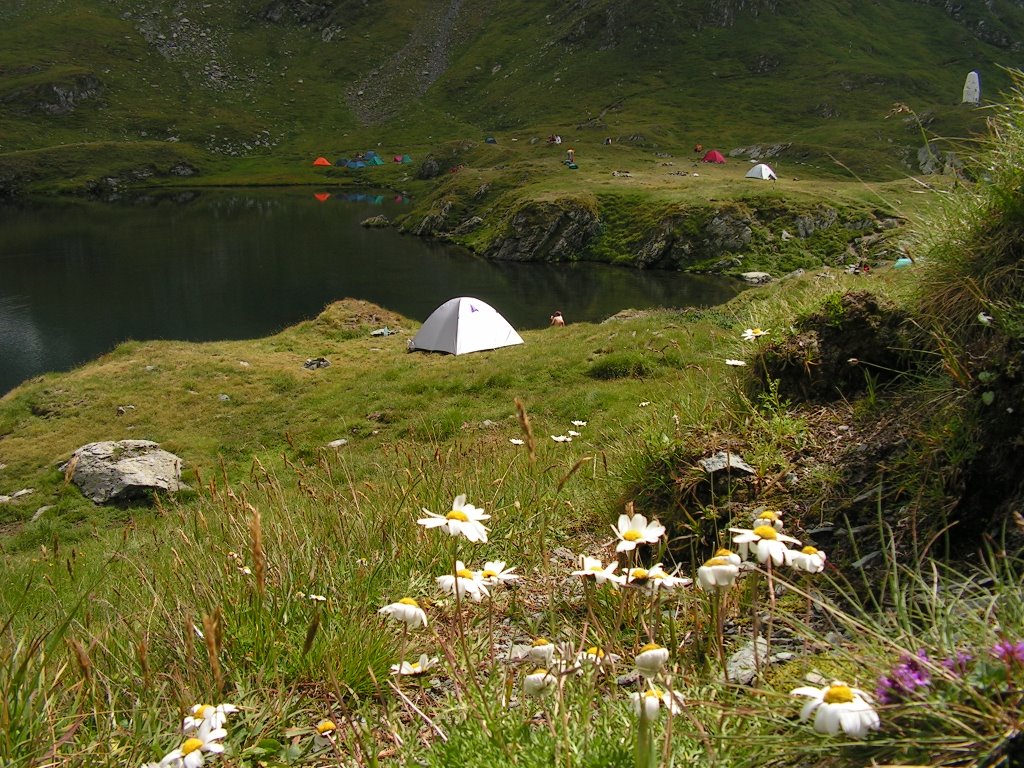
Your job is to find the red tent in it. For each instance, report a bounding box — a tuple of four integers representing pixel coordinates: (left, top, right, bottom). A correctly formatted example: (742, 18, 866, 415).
(313, 157, 331, 166)
(701, 150, 726, 164)
(314, 192, 331, 202)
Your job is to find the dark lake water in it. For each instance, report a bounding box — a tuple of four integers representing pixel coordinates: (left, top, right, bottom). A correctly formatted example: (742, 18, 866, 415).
(0, 188, 744, 394)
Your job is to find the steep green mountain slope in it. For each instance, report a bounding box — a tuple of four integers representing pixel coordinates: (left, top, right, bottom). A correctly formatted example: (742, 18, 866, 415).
(1, 0, 1020, 193)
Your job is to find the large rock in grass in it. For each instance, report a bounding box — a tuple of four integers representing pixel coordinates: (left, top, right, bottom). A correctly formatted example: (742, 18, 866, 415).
(64, 440, 185, 503)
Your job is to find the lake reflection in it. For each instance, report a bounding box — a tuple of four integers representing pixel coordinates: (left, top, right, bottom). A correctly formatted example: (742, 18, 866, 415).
(0, 188, 743, 394)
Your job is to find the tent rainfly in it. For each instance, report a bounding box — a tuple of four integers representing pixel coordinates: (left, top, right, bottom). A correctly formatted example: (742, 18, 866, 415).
(410, 297, 524, 355)
(312, 157, 331, 166)
(701, 150, 726, 164)
(745, 163, 777, 180)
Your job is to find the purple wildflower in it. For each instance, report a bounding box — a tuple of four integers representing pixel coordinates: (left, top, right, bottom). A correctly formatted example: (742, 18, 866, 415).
(876, 650, 932, 704)
(992, 639, 1024, 666)
(940, 650, 972, 676)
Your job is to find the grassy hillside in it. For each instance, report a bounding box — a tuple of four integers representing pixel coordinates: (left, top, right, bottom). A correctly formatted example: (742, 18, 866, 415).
(0, 0, 1015, 192)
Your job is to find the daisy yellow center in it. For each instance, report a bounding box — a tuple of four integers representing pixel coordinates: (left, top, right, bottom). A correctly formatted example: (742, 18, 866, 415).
(587, 646, 604, 657)
(643, 688, 662, 699)
(588, 564, 604, 572)
(481, 570, 498, 578)
(801, 546, 819, 555)
(704, 557, 729, 567)
(317, 720, 336, 735)
(194, 704, 212, 717)
(410, 662, 421, 671)
(446, 510, 469, 522)
(456, 568, 475, 579)
(622, 529, 643, 541)
(631, 568, 649, 579)
(398, 597, 420, 607)
(823, 685, 855, 704)
(714, 548, 734, 558)
(753, 525, 778, 539)
(181, 738, 204, 756)
(758, 511, 779, 520)
(751, 328, 763, 334)
(530, 668, 549, 676)
(532, 637, 550, 647)
(639, 643, 663, 654)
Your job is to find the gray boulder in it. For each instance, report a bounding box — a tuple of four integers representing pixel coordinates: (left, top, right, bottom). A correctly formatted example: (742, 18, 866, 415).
(64, 440, 185, 503)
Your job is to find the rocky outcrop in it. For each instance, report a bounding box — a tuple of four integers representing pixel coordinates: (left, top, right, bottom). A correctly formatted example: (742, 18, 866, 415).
(1, 73, 103, 115)
(63, 440, 186, 503)
(485, 200, 601, 262)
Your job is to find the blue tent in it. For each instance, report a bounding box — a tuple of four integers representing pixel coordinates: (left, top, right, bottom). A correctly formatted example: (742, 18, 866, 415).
(347, 160, 366, 169)
(365, 150, 379, 159)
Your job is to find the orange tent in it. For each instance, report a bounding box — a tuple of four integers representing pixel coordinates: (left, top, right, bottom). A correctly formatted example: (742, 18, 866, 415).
(314, 192, 331, 202)
(313, 157, 331, 166)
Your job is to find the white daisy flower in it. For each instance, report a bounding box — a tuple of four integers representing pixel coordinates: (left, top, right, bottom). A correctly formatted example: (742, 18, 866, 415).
(509, 438, 525, 445)
(634, 643, 669, 679)
(786, 545, 827, 573)
(571, 556, 623, 587)
(570, 420, 587, 427)
(613, 512, 666, 552)
(551, 434, 572, 442)
(527, 637, 556, 666)
(631, 686, 684, 718)
(182, 703, 238, 733)
(729, 525, 801, 566)
(753, 509, 784, 531)
(312, 719, 337, 748)
(417, 494, 490, 543)
(479, 561, 519, 587)
(639, 401, 651, 407)
(523, 668, 557, 696)
(724, 359, 747, 366)
(391, 653, 439, 676)
(646, 563, 692, 593)
(436, 562, 489, 602)
(576, 646, 621, 670)
(741, 327, 769, 341)
(567, 430, 581, 437)
(378, 597, 428, 629)
(308, 593, 327, 603)
(697, 549, 741, 591)
(790, 681, 880, 738)
(978, 311, 994, 325)
(160, 722, 227, 768)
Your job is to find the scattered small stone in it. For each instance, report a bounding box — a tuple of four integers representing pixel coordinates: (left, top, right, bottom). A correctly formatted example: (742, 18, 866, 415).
(327, 439, 348, 448)
(727, 637, 770, 684)
(217, 393, 230, 401)
(239, 361, 250, 367)
(697, 451, 756, 476)
(740, 271, 773, 285)
(145, 365, 156, 372)
(480, 420, 497, 428)
(31, 505, 54, 522)
(303, 357, 331, 370)
(370, 327, 394, 337)
(117, 404, 136, 416)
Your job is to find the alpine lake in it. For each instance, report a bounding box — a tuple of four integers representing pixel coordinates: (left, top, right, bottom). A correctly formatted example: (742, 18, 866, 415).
(0, 187, 745, 395)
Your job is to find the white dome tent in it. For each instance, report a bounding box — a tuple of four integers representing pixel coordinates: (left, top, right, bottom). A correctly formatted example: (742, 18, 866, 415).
(745, 163, 777, 180)
(410, 297, 524, 355)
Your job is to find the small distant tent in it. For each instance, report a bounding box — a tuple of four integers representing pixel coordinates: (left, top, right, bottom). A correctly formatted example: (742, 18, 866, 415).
(410, 297, 524, 355)
(368, 156, 385, 166)
(313, 157, 331, 166)
(962, 70, 981, 104)
(335, 158, 349, 166)
(393, 155, 404, 163)
(745, 163, 777, 180)
(313, 192, 331, 202)
(365, 150, 379, 159)
(485, 137, 498, 144)
(701, 150, 726, 164)
(347, 160, 366, 169)
(401, 154, 413, 164)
